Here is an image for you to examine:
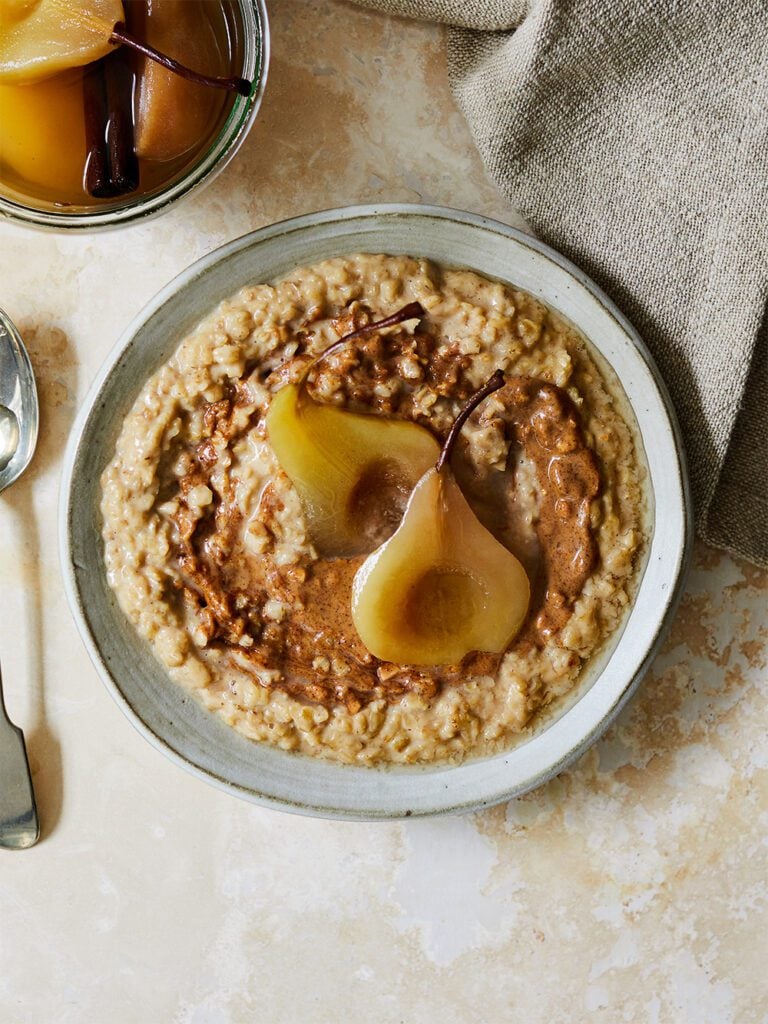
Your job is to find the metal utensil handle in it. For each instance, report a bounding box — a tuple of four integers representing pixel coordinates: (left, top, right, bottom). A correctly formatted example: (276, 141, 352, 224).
(0, 661, 39, 849)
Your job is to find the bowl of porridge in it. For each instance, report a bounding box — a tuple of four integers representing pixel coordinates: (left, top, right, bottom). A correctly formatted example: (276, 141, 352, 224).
(60, 204, 691, 818)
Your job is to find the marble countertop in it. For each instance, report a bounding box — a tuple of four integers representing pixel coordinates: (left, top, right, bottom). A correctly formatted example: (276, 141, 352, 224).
(1, 2, 766, 1020)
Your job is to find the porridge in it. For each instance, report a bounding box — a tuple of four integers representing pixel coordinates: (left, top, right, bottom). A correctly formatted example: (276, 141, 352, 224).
(100, 254, 646, 765)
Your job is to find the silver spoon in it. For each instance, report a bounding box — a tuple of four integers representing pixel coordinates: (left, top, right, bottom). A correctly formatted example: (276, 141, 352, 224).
(0, 309, 39, 850)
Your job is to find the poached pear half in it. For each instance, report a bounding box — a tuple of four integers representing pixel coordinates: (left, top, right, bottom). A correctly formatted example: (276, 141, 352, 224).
(0, 0, 122, 83)
(267, 380, 439, 557)
(351, 370, 530, 665)
(266, 303, 440, 558)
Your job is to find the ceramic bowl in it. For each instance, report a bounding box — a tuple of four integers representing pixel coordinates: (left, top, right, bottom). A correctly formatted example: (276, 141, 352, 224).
(60, 204, 692, 819)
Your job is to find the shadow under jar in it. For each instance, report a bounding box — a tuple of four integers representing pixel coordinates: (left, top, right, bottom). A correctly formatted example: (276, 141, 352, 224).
(0, 0, 268, 230)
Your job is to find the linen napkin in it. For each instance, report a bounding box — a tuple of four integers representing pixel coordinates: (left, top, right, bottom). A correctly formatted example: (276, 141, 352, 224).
(350, 0, 768, 567)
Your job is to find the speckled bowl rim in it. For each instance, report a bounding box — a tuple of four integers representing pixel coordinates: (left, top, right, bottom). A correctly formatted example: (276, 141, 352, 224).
(60, 204, 693, 819)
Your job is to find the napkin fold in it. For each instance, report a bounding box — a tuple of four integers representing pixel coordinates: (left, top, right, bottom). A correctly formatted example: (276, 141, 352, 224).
(351, 0, 768, 567)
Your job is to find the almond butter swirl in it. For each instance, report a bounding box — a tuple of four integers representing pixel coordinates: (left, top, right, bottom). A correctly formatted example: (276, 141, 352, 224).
(167, 316, 601, 712)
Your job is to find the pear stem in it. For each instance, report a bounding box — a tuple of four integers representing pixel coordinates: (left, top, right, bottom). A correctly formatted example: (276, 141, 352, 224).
(316, 302, 426, 367)
(110, 22, 252, 96)
(436, 369, 506, 473)
(298, 302, 426, 402)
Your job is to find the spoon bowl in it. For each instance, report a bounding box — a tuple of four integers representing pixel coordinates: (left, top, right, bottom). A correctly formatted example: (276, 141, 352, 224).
(0, 310, 38, 492)
(0, 404, 20, 472)
(0, 308, 39, 849)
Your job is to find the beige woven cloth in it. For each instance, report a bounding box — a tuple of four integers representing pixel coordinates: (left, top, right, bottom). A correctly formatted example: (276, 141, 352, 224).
(351, 0, 768, 567)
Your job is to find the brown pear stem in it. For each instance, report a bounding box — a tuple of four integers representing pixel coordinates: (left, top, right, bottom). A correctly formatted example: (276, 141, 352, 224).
(297, 302, 426, 402)
(110, 22, 252, 96)
(436, 369, 506, 473)
(316, 302, 426, 367)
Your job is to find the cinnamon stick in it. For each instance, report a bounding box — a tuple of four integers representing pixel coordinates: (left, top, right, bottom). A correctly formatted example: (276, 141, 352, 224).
(83, 52, 138, 199)
(104, 50, 139, 195)
(83, 61, 112, 198)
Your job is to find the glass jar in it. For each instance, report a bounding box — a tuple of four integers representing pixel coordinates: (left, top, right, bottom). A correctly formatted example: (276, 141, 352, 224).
(0, 0, 269, 231)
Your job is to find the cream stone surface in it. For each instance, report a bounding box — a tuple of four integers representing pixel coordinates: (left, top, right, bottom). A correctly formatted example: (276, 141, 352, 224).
(0, 1, 765, 1021)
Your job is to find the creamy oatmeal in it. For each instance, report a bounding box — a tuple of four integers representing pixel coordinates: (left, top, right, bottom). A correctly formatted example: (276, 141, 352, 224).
(100, 255, 645, 765)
